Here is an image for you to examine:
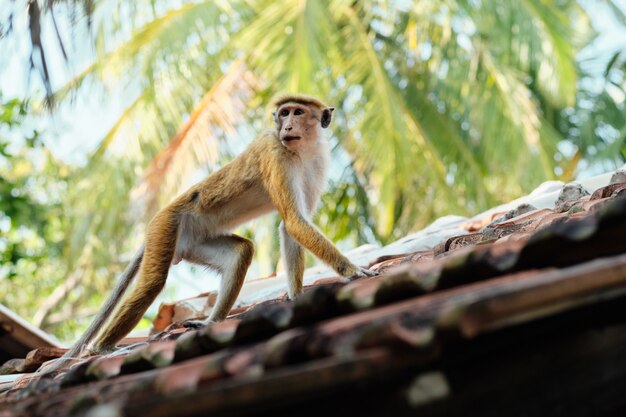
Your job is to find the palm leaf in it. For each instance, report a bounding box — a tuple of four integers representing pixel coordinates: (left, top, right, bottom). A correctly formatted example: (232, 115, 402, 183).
(133, 60, 261, 215)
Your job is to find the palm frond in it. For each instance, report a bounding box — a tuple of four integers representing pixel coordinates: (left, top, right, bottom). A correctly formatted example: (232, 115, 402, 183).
(54, 1, 238, 102)
(519, 0, 579, 107)
(133, 60, 261, 215)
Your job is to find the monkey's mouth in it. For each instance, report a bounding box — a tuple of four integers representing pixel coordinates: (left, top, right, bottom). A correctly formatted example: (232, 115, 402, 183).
(283, 135, 301, 142)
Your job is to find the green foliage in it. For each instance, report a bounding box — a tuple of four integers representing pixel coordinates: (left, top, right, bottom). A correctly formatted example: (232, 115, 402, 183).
(0, 97, 75, 340)
(0, 97, 140, 341)
(565, 51, 626, 171)
(1, 99, 53, 272)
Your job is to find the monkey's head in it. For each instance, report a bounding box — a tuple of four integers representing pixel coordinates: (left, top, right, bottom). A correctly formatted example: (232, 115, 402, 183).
(273, 94, 334, 148)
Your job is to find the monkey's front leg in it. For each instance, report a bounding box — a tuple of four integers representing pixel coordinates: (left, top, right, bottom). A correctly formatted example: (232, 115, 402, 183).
(281, 215, 377, 281)
(279, 221, 306, 299)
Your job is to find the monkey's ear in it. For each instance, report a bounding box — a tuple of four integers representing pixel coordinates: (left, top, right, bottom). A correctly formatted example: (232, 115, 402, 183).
(273, 111, 278, 125)
(321, 107, 334, 128)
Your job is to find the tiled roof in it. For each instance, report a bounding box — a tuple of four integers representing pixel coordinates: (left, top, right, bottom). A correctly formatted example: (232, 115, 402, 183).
(0, 304, 61, 366)
(2, 172, 626, 416)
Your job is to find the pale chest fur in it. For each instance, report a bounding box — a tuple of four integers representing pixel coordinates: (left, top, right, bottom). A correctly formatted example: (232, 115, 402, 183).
(291, 140, 330, 216)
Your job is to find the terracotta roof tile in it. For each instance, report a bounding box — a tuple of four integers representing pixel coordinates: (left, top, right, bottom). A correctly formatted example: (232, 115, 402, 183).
(85, 356, 125, 381)
(154, 354, 225, 394)
(590, 182, 626, 199)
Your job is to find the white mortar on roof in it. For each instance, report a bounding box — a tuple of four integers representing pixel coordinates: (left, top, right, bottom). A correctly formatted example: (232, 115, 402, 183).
(468, 165, 625, 223)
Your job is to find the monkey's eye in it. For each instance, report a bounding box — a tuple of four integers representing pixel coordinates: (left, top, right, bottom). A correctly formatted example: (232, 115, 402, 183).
(280, 109, 289, 117)
(294, 108, 304, 115)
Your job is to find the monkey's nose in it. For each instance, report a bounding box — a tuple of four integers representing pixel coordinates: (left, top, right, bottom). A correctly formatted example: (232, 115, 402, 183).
(286, 125, 293, 131)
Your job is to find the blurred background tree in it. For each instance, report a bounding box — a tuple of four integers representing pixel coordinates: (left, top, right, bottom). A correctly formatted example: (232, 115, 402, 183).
(0, 96, 81, 341)
(1, 0, 625, 342)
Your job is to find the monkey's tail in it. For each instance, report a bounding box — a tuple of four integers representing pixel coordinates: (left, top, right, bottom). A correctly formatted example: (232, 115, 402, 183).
(40, 245, 145, 374)
(92, 206, 182, 351)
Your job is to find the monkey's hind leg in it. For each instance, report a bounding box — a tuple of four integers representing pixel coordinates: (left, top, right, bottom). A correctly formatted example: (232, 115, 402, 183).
(184, 234, 254, 324)
(93, 208, 179, 352)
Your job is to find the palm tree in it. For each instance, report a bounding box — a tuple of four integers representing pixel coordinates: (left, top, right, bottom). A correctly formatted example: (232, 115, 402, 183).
(4, 0, 626, 336)
(57, 0, 584, 233)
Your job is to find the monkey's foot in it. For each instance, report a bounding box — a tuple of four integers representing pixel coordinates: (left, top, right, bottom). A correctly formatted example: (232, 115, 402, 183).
(349, 266, 379, 280)
(79, 345, 116, 357)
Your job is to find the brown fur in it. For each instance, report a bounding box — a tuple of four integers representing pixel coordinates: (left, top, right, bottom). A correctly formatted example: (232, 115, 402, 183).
(65, 95, 375, 355)
(272, 94, 327, 110)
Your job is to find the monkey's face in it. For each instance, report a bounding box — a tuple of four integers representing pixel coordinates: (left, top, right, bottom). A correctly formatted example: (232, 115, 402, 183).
(275, 103, 334, 148)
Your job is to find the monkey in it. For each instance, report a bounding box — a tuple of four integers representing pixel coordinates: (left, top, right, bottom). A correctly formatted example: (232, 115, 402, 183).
(44, 94, 376, 371)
